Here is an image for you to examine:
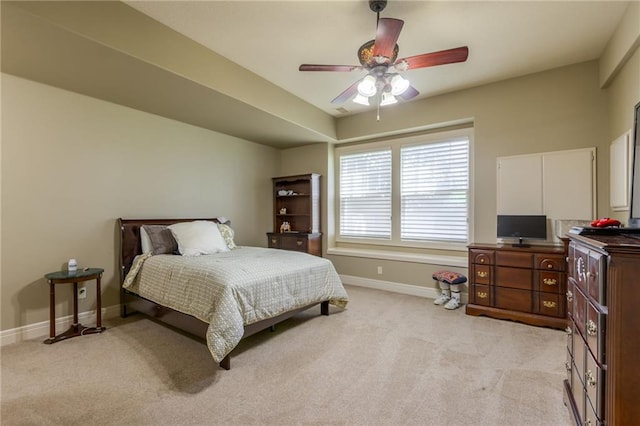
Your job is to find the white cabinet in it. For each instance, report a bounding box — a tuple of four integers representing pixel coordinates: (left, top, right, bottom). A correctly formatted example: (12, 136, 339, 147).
(609, 130, 632, 211)
(497, 148, 596, 241)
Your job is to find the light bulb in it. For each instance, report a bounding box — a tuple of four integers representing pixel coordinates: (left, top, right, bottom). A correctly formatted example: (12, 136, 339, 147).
(357, 75, 377, 97)
(380, 92, 397, 106)
(353, 94, 370, 106)
(390, 74, 410, 96)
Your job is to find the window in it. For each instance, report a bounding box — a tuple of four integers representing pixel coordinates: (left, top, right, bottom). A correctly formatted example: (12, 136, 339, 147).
(336, 129, 471, 249)
(339, 149, 392, 238)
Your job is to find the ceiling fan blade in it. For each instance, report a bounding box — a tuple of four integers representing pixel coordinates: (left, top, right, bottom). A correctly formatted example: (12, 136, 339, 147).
(299, 64, 361, 72)
(331, 79, 362, 105)
(396, 46, 469, 70)
(372, 18, 404, 60)
(399, 85, 419, 101)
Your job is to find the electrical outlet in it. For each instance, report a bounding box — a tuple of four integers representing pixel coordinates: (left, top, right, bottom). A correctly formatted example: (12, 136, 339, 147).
(78, 286, 87, 299)
(377, 266, 383, 275)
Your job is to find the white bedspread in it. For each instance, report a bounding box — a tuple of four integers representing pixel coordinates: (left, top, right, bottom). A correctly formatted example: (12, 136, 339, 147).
(123, 247, 348, 362)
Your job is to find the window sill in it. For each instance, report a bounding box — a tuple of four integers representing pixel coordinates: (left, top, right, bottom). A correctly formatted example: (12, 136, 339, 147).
(326, 246, 467, 268)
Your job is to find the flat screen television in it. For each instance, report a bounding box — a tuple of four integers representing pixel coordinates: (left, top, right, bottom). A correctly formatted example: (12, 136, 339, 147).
(497, 214, 547, 247)
(628, 101, 640, 228)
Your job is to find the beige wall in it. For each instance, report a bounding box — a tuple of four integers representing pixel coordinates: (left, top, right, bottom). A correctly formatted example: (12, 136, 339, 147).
(1, 74, 280, 331)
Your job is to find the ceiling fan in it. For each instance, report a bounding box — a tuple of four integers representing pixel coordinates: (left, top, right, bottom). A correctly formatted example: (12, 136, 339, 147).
(299, 0, 469, 116)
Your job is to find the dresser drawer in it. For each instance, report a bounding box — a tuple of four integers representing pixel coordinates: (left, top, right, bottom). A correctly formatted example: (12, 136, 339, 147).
(586, 299, 606, 363)
(534, 292, 565, 317)
(535, 253, 565, 271)
(566, 278, 576, 320)
(587, 250, 606, 305)
(585, 350, 605, 422)
(495, 266, 532, 290)
(573, 285, 588, 338)
(535, 270, 564, 293)
(470, 249, 494, 265)
(472, 265, 492, 285)
(496, 251, 533, 268)
(494, 287, 532, 313)
(472, 284, 492, 306)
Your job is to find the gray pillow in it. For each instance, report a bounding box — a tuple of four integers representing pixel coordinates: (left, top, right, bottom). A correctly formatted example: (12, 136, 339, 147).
(141, 225, 178, 255)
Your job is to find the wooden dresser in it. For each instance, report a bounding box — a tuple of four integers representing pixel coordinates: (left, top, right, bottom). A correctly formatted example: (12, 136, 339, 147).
(563, 231, 640, 425)
(466, 243, 567, 329)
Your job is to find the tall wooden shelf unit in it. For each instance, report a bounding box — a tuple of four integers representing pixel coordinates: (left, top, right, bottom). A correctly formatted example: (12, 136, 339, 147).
(267, 173, 322, 256)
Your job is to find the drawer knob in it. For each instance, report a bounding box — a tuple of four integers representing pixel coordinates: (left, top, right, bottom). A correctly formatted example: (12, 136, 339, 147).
(566, 291, 574, 302)
(547, 263, 553, 269)
(565, 361, 571, 372)
(587, 319, 597, 336)
(296, 241, 303, 246)
(543, 278, 557, 286)
(479, 258, 485, 263)
(477, 291, 488, 299)
(565, 326, 572, 335)
(271, 239, 277, 244)
(477, 271, 488, 278)
(586, 370, 597, 388)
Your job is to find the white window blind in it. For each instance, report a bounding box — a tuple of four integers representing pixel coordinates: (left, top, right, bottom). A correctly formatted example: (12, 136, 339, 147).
(339, 149, 392, 238)
(400, 138, 469, 242)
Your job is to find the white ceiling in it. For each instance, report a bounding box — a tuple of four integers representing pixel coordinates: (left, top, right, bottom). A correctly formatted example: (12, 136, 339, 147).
(125, 0, 630, 117)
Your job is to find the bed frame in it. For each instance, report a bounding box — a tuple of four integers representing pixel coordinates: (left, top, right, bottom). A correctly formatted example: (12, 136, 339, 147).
(118, 218, 329, 370)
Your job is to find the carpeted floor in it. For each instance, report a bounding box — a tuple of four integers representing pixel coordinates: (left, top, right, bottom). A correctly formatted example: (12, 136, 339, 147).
(1, 285, 571, 425)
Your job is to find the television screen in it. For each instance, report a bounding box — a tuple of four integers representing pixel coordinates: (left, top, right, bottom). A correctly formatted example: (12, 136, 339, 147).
(497, 215, 547, 246)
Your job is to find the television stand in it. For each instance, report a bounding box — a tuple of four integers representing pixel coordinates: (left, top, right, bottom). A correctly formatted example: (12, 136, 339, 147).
(512, 237, 530, 247)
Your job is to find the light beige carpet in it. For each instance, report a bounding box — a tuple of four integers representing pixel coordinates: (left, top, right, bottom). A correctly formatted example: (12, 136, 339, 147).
(1, 285, 571, 425)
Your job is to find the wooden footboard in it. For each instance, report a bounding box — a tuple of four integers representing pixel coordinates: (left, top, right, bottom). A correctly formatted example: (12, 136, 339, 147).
(122, 290, 329, 370)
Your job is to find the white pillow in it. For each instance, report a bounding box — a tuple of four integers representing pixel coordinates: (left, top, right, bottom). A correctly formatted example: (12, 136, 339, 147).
(167, 220, 230, 256)
(140, 226, 152, 253)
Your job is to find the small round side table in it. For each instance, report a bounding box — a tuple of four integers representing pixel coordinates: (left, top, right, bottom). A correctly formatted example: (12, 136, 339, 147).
(43, 267, 106, 344)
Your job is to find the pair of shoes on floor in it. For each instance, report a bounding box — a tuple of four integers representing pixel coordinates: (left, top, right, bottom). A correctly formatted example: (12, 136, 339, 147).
(443, 298, 461, 310)
(433, 294, 461, 310)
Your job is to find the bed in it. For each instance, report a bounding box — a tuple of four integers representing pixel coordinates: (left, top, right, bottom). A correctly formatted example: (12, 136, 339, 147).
(118, 218, 348, 370)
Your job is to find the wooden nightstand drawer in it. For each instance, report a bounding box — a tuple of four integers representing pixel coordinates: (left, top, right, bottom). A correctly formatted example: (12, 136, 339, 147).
(496, 251, 533, 268)
(495, 287, 532, 313)
(473, 265, 492, 285)
(495, 266, 532, 290)
(472, 284, 492, 306)
(535, 270, 564, 293)
(471, 249, 494, 265)
(535, 292, 565, 317)
(536, 253, 565, 271)
(282, 235, 307, 251)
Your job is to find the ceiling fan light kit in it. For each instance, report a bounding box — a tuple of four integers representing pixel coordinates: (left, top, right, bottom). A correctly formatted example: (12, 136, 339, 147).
(298, 0, 469, 119)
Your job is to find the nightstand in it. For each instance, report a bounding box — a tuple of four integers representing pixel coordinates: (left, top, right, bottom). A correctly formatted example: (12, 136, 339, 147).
(44, 267, 106, 344)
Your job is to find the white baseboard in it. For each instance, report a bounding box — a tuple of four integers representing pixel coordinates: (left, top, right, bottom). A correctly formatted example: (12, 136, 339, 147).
(0, 304, 120, 346)
(340, 274, 469, 304)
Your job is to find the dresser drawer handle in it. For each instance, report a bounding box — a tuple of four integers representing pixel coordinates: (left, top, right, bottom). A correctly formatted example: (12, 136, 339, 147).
(477, 291, 488, 299)
(543, 301, 556, 308)
(479, 258, 485, 263)
(547, 263, 553, 269)
(477, 271, 488, 278)
(565, 361, 571, 372)
(587, 319, 597, 336)
(586, 370, 596, 388)
(543, 278, 557, 286)
(271, 239, 277, 244)
(565, 326, 572, 335)
(296, 241, 303, 246)
(566, 291, 573, 302)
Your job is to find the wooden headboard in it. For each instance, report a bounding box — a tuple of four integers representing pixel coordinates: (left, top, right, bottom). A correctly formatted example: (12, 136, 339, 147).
(118, 218, 221, 283)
